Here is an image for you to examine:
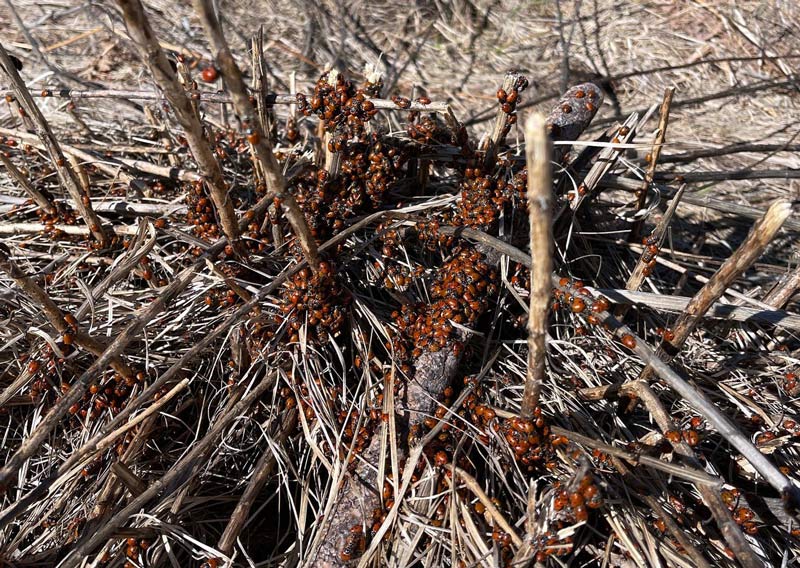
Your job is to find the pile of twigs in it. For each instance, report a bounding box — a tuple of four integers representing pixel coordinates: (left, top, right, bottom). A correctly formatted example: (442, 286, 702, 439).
(0, 1, 799, 568)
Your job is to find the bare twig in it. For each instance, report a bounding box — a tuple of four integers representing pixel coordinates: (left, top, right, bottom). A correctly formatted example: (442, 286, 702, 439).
(0, 248, 133, 379)
(321, 69, 342, 179)
(629, 87, 674, 241)
(0, 152, 56, 214)
(601, 175, 800, 232)
(192, 0, 319, 269)
(0, 125, 150, 184)
(250, 27, 274, 141)
(449, 465, 523, 547)
(117, 0, 240, 245)
(482, 71, 523, 167)
(110, 462, 147, 497)
(662, 142, 800, 164)
(567, 112, 639, 210)
(653, 168, 800, 183)
(217, 410, 297, 555)
(624, 184, 686, 295)
(0, 222, 139, 237)
(520, 113, 552, 416)
(597, 288, 800, 331)
(639, 199, 792, 381)
(0, 87, 451, 112)
(0, 42, 109, 246)
(762, 265, 800, 309)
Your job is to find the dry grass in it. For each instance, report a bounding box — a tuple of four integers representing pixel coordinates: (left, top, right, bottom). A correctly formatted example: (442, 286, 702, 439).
(0, 1, 799, 567)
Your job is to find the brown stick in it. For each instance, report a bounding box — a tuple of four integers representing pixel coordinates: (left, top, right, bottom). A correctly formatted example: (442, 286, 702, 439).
(762, 265, 800, 309)
(0, 126, 142, 184)
(482, 71, 523, 167)
(321, 69, 342, 179)
(0, 43, 109, 246)
(0, 222, 140, 237)
(566, 113, 640, 213)
(629, 87, 674, 242)
(250, 28, 270, 137)
(116, 0, 240, 246)
(0, 248, 134, 380)
(520, 113, 552, 417)
(624, 184, 686, 295)
(0, 87, 452, 112)
(639, 199, 791, 381)
(217, 410, 297, 555)
(0, 152, 56, 214)
(192, 0, 319, 269)
(449, 466, 523, 547)
(110, 462, 147, 497)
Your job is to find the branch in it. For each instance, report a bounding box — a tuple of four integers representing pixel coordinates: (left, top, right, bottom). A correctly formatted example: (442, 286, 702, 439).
(639, 199, 792, 381)
(0, 42, 109, 246)
(520, 113, 552, 416)
(0, 87, 451, 112)
(116, 0, 240, 245)
(629, 87, 675, 241)
(192, 0, 319, 269)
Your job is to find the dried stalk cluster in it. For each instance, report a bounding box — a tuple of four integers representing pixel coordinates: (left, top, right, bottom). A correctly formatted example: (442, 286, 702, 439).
(0, 3, 798, 568)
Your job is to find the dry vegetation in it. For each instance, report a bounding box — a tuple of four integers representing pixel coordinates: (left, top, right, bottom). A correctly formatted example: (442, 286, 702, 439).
(0, 1, 799, 567)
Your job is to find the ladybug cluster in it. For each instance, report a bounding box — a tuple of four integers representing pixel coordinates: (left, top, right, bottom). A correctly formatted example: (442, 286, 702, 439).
(289, 136, 409, 242)
(296, 71, 380, 131)
(783, 371, 798, 395)
(498, 411, 558, 472)
(663, 416, 703, 448)
(552, 474, 604, 522)
(639, 233, 661, 277)
(289, 71, 411, 243)
(339, 523, 367, 562)
(406, 112, 452, 145)
(551, 277, 643, 351)
(119, 536, 151, 567)
(392, 248, 498, 359)
(721, 488, 759, 535)
(185, 179, 223, 242)
(410, 217, 457, 254)
(272, 262, 348, 344)
(69, 369, 147, 423)
(37, 201, 76, 239)
(458, 167, 528, 231)
(495, 75, 528, 139)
